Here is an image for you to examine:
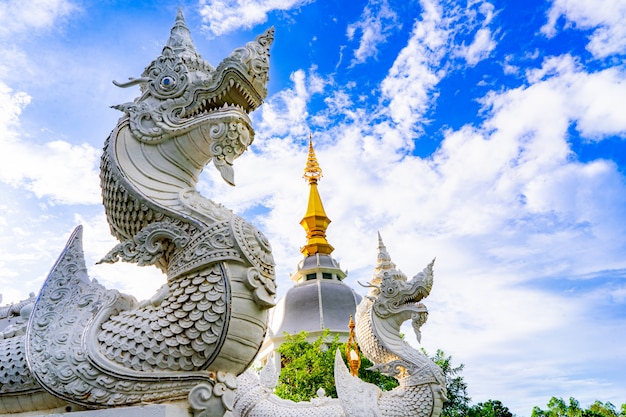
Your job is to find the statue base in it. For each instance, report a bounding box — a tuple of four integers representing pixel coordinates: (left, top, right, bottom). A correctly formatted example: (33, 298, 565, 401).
(7, 403, 191, 417)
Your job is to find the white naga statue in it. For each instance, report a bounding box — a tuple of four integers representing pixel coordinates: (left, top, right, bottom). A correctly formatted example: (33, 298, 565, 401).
(0, 10, 446, 417)
(234, 234, 447, 417)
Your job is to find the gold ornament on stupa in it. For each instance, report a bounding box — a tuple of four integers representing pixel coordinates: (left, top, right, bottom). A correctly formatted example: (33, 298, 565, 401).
(300, 137, 334, 256)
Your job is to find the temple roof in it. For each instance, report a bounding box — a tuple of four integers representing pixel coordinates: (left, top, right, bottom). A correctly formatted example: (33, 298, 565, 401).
(269, 278, 361, 336)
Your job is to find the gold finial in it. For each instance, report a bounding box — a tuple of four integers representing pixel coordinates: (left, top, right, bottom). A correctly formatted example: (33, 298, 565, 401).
(303, 135, 322, 184)
(346, 315, 361, 377)
(299, 136, 334, 256)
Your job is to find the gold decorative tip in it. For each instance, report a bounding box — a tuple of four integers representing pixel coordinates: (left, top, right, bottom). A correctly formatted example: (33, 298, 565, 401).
(299, 136, 333, 256)
(303, 135, 323, 184)
(346, 315, 361, 376)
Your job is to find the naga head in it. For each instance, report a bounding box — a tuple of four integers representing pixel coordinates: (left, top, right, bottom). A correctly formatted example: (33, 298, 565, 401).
(362, 233, 435, 342)
(112, 8, 273, 185)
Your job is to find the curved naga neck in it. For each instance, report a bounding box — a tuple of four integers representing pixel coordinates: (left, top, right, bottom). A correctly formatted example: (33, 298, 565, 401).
(114, 119, 208, 211)
(105, 110, 250, 235)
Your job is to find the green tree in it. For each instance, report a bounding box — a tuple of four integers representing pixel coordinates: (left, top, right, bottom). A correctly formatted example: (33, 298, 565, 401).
(587, 401, 618, 417)
(274, 330, 398, 401)
(532, 397, 626, 417)
(468, 400, 514, 417)
(275, 330, 342, 401)
(531, 397, 583, 417)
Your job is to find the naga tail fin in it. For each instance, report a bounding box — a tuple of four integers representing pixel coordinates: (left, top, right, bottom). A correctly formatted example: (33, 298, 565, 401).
(334, 349, 382, 417)
(25, 226, 134, 405)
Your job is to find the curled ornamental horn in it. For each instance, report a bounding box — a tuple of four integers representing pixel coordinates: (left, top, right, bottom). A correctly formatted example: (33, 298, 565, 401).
(112, 77, 151, 88)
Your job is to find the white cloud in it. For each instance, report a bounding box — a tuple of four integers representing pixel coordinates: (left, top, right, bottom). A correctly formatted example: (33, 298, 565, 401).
(378, 0, 499, 133)
(0, 1, 103, 205)
(0, 0, 77, 37)
(455, 1, 497, 66)
(459, 27, 496, 66)
(429, 54, 626, 272)
(524, 55, 626, 139)
(346, 0, 400, 66)
(0, 45, 30, 79)
(198, 0, 311, 37)
(256, 69, 311, 138)
(209, 48, 626, 297)
(542, 0, 626, 58)
(256, 67, 335, 138)
(233, 36, 626, 300)
(380, 0, 449, 135)
(0, 140, 101, 205)
(0, 81, 30, 134)
(0, 81, 101, 205)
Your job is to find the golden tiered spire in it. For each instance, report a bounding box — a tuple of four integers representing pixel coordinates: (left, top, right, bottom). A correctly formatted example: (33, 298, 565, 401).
(300, 137, 334, 256)
(303, 137, 323, 184)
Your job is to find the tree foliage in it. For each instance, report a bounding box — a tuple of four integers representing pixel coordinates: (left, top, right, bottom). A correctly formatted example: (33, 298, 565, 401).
(275, 330, 342, 401)
(467, 400, 514, 417)
(532, 397, 626, 417)
(274, 330, 398, 401)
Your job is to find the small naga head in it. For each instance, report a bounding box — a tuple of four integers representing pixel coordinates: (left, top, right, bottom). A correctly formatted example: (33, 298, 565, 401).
(112, 8, 273, 185)
(361, 233, 435, 342)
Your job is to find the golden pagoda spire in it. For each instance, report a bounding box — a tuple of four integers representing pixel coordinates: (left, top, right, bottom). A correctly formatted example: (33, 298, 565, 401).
(300, 136, 334, 256)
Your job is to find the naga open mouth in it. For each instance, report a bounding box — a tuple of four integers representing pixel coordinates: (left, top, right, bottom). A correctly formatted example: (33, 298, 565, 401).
(182, 71, 263, 119)
(388, 288, 430, 315)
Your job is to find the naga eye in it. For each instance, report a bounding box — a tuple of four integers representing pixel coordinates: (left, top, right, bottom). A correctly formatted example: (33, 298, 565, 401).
(160, 76, 175, 88)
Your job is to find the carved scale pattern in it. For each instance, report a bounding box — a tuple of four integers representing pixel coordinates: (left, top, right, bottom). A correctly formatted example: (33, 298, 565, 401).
(27, 227, 208, 407)
(355, 300, 400, 367)
(0, 337, 38, 394)
(100, 134, 159, 242)
(99, 263, 228, 372)
(378, 385, 434, 417)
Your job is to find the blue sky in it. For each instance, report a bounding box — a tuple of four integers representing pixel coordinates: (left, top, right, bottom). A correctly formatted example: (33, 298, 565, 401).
(0, 0, 625, 415)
